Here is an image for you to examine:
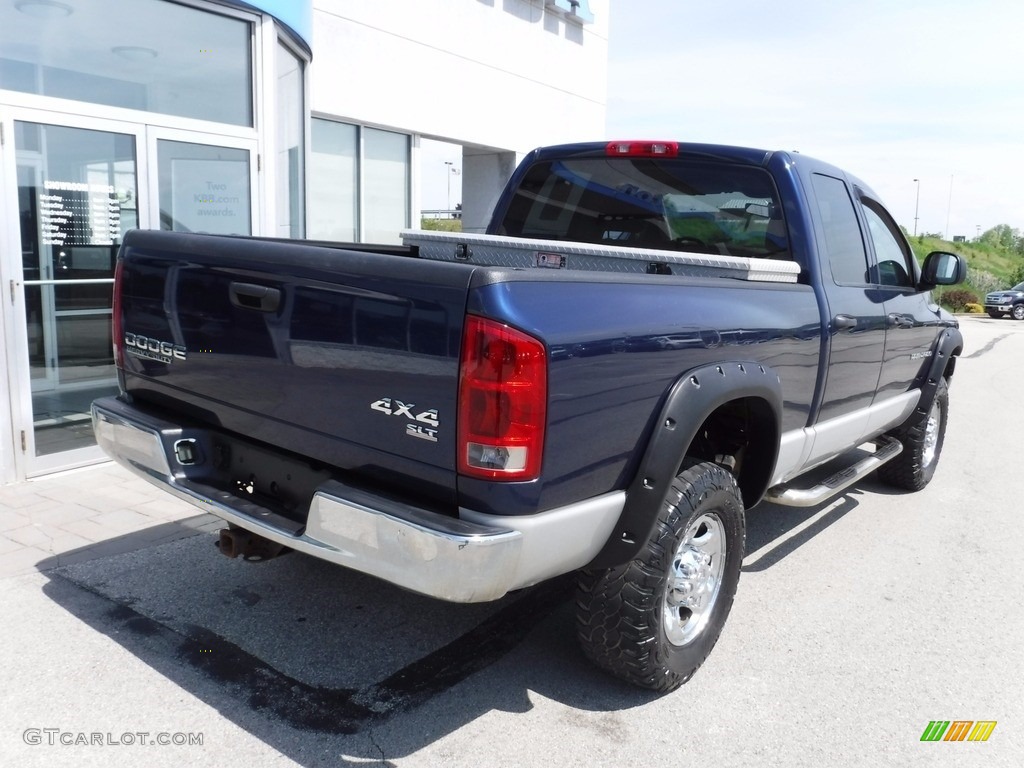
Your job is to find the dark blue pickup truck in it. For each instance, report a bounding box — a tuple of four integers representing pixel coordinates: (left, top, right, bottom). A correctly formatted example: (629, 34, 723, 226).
(92, 141, 966, 691)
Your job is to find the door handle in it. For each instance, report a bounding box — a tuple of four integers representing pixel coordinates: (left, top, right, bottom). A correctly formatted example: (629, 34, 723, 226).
(887, 313, 914, 328)
(229, 282, 281, 313)
(833, 314, 858, 330)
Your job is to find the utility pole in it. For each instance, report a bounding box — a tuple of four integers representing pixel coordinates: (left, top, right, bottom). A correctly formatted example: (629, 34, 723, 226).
(945, 174, 953, 240)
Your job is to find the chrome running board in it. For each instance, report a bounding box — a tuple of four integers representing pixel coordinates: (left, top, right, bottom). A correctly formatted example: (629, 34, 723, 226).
(764, 436, 904, 507)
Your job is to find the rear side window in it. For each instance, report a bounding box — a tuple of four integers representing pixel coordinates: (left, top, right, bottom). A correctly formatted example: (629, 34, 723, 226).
(811, 173, 869, 285)
(498, 157, 791, 261)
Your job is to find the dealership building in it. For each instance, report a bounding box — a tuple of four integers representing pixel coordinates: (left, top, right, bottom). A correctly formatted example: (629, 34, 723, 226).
(0, 0, 608, 483)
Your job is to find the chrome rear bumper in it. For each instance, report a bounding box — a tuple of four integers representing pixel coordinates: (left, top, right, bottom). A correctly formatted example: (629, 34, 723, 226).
(92, 398, 622, 602)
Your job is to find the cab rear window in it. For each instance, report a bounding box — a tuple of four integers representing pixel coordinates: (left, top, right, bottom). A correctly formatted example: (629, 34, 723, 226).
(498, 157, 790, 261)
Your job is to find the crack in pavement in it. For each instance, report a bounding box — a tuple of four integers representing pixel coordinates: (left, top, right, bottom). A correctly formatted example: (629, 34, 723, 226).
(963, 333, 1012, 359)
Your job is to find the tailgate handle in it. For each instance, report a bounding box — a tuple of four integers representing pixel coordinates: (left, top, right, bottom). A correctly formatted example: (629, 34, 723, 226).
(229, 282, 281, 313)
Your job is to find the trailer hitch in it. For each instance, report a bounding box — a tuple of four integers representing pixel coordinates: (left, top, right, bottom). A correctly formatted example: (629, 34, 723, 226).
(216, 528, 290, 562)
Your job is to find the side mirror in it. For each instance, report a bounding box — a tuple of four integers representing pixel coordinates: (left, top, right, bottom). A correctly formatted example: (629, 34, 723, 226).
(920, 251, 967, 289)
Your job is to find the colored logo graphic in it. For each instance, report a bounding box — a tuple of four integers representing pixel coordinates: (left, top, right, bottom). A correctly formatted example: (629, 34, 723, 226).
(920, 721, 997, 742)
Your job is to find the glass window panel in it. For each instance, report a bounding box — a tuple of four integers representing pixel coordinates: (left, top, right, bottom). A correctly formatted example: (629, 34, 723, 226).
(363, 128, 410, 244)
(157, 140, 251, 236)
(53, 311, 115, 382)
(16, 122, 135, 286)
(501, 156, 790, 259)
(811, 174, 869, 285)
(24, 284, 47, 384)
(28, 282, 118, 457)
(309, 119, 358, 241)
(0, 0, 252, 126)
(862, 203, 914, 287)
(14, 121, 131, 457)
(276, 41, 305, 238)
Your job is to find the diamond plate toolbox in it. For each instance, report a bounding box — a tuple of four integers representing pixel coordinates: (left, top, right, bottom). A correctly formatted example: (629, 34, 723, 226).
(401, 230, 801, 284)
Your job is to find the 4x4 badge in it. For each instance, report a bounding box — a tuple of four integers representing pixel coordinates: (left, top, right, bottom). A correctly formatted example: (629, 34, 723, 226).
(370, 398, 439, 442)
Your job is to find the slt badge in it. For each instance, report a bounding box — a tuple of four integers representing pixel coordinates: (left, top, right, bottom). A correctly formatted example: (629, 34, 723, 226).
(371, 397, 439, 443)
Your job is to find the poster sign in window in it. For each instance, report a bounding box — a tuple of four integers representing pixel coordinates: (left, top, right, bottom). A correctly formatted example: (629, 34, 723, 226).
(38, 181, 121, 246)
(170, 159, 250, 235)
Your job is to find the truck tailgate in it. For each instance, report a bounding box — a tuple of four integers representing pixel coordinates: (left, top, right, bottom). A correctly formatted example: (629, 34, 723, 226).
(117, 230, 471, 505)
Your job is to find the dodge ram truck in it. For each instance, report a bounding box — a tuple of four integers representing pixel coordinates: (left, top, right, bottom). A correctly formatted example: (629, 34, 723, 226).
(92, 140, 966, 691)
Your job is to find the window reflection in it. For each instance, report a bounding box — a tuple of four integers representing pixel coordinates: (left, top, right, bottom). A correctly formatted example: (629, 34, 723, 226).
(15, 121, 135, 456)
(0, 0, 252, 126)
(157, 140, 251, 235)
(309, 119, 358, 241)
(277, 41, 304, 238)
(364, 128, 411, 244)
(309, 119, 411, 244)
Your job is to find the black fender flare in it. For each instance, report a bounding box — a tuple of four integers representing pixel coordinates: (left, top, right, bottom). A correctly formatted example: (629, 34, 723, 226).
(587, 361, 783, 570)
(898, 325, 963, 430)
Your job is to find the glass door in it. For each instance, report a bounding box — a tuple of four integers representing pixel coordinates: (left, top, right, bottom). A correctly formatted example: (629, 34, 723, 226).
(2, 117, 258, 479)
(146, 128, 258, 237)
(7, 118, 142, 474)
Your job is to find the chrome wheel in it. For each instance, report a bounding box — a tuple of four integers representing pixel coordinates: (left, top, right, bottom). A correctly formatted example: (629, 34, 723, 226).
(664, 512, 726, 646)
(577, 462, 744, 691)
(921, 398, 941, 468)
(1013, 304, 1024, 321)
(878, 378, 949, 492)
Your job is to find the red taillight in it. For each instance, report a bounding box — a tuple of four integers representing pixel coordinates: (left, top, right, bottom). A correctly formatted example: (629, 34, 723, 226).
(112, 258, 124, 368)
(605, 140, 679, 158)
(458, 315, 547, 481)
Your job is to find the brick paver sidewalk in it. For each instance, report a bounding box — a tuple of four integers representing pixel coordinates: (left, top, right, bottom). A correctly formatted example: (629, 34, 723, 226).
(0, 463, 219, 578)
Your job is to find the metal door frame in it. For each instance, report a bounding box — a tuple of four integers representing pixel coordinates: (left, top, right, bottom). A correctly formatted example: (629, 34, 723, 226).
(1, 108, 150, 479)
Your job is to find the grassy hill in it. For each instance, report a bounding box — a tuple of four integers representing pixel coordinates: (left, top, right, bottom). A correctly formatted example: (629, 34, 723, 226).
(419, 217, 462, 232)
(907, 232, 1024, 310)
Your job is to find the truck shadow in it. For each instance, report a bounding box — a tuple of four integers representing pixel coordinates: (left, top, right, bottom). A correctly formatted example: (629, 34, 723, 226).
(744, 493, 862, 573)
(36, 473, 897, 763)
(742, 442, 920, 572)
(37, 524, 656, 765)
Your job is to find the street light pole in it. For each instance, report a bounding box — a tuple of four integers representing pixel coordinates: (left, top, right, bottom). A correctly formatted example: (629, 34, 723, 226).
(913, 178, 920, 236)
(444, 161, 453, 216)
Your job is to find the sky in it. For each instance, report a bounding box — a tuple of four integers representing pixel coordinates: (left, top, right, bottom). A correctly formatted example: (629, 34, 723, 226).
(604, 0, 1024, 240)
(420, 138, 463, 215)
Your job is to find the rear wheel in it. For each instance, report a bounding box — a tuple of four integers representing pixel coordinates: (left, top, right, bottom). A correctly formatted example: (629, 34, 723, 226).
(576, 462, 744, 691)
(877, 378, 948, 491)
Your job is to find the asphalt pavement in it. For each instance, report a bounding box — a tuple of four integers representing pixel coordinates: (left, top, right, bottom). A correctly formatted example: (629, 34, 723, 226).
(1, 315, 1022, 767)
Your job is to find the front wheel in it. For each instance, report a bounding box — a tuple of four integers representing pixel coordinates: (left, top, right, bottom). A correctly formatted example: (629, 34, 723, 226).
(576, 462, 745, 691)
(1012, 304, 1024, 321)
(987, 310, 1002, 319)
(877, 378, 948, 491)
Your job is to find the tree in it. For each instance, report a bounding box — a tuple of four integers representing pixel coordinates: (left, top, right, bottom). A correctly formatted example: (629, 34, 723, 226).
(1012, 263, 1024, 286)
(981, 224, 1019, 250)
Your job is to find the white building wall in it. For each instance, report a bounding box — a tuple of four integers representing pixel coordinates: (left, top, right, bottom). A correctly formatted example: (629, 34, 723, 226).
(462, 148, 520, 233)
(310, 0, 609, 153)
